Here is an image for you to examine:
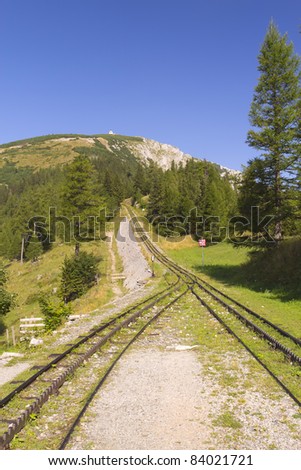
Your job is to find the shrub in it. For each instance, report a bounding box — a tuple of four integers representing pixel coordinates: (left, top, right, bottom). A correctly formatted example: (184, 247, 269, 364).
(0, 265, 15, 317)
(0, 288, 13, 316)
(60, 251, 100, 303)
(39, 295, 72, 331)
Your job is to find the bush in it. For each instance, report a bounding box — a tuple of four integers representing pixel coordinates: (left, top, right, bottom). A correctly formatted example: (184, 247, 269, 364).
(0, 267, 7, 286)
(0, 318, 6, 335)
(60, 251, 100, 303)
(0, 265, 15, 317)
(39, 295, 72, 331)
(0, 288, 14, 316)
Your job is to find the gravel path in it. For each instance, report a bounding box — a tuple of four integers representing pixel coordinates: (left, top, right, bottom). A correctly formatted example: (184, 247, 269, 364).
(0, 355, 30, 387)
(116, 217, 152, 290)
(68, 295, 301, 450)
(72, 349, 211, 449)
(52, 219, 154, 348)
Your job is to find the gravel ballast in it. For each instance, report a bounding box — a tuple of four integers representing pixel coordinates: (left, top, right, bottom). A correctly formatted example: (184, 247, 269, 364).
(68, 296, 301, 450)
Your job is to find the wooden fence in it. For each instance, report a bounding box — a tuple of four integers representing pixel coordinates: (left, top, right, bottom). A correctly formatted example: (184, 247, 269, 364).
(20, 317, 45, 335)
(3, 315, 84, 346)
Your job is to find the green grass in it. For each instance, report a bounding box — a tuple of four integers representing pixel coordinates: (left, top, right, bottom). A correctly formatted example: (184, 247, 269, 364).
(0, 240, 113, 349)
(0, 133, 143, 149)
(213, 411, 243, 429)
(0, 134, 90, 148)
(160, 239, 301, 337)
(0, 133, 143, 170)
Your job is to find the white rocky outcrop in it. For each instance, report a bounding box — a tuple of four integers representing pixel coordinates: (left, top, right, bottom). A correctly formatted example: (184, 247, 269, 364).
(127, 138, 193, 170)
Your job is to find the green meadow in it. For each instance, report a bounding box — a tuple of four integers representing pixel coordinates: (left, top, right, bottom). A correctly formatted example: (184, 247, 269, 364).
(160, 237, 301, 337)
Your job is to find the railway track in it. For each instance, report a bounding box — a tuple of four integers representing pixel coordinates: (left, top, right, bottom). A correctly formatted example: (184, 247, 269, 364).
(1, 208, 300, 449)
(127, 208, 301, 406)
(0, 278, 187, 449)
(59, 286, 188, 449)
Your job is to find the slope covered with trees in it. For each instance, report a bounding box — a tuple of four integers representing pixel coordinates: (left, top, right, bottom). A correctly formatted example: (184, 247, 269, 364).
(0, 133, 238, 332)
(0, 140, 142, 260)
(0, 134, 238, 261)
(146, 160, 237, 238)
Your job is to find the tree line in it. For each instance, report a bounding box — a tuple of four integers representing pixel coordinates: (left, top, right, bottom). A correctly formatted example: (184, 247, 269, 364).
(141, 160, 238, 238)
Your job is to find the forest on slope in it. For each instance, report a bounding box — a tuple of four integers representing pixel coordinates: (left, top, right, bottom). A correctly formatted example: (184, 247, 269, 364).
(0, 135, 238, 335)
(0, 134, 237, 261)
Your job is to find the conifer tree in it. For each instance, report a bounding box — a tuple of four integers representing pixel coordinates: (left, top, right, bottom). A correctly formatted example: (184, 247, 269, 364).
(60, 251, 99, 302)
(61, 155, 102, 252)
(147, 167, 165, 221)
(243, 21, 301, 242)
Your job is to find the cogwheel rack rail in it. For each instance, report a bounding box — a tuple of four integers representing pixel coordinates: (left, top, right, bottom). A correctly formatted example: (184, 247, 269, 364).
(1, 209, 300, 449)
(127, 208, 301, 407)
(0, 276, 189, 449)
(59, 286, 188, 449)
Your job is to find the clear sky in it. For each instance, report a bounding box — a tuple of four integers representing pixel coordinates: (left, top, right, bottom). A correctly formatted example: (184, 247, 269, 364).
(1, 0, 301, 170)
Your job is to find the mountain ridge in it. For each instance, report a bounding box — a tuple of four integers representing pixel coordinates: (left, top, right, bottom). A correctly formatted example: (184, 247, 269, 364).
(0, 133, 240, 177)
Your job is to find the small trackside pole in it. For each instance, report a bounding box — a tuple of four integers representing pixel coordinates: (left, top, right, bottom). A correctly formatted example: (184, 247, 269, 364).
(198, 238, 206, 267)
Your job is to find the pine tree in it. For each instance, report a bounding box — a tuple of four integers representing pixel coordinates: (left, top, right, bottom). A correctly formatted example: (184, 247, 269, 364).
(103, 170, 124, 211)
(132, 165, 147, 206)
(60, 251, 99, 302)
(147, 167, 165, 221)
(161, 170, 180, 217)
(245, 21, 301, 242)
(61, 155, 103, 252)
(133, 165, 147, 195)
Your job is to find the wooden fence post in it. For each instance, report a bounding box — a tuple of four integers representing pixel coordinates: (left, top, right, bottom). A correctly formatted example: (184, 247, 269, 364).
(11, 326, 16, 347)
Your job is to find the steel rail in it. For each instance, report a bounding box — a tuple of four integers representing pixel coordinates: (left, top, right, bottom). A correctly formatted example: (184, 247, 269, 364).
(192, 288, 301, 408)
(126, 208, 301, 403)
(59, 287, 189, 449)
(0, 283, 184, 449)
(0, 279, 180, 410)
(128, 209, 301, 356)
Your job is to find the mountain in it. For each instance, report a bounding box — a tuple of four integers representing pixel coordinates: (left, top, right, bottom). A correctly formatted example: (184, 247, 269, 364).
(0, 133, 240, 262)
(0, 133, 240, 177)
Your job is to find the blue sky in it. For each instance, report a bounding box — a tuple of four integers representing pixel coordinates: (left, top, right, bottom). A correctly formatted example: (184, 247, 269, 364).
(1, 0, 301, 170)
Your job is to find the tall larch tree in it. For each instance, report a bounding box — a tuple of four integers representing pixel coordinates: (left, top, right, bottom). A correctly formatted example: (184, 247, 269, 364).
(242, 21, 301, 242)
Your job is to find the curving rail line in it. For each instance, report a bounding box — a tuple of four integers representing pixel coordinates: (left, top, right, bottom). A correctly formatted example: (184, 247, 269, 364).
(59, 287, 188, 449)
(127, 207, 301, 407)
(1, 207, 300, 449)
(0, 278, 186, 449)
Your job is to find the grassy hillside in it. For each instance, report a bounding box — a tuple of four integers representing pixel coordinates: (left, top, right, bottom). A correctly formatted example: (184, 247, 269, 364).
(0, 134, 143, 170)
(0, 239, 114, 347)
